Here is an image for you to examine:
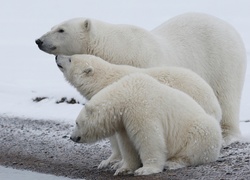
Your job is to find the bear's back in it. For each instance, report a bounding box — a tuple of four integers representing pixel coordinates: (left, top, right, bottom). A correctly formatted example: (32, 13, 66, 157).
(91, 72, 207, 120)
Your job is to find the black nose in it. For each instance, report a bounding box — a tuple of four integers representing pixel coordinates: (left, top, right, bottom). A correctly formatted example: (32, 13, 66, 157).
(76, 137, 81, 142)
(55, 55, 58, 61)
(70, 136, 81, 142)
(35, 39, 43, 46)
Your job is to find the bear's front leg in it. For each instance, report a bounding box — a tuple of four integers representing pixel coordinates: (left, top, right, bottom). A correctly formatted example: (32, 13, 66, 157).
(113, 129, 141, 176)
(98, 134, 121, 169)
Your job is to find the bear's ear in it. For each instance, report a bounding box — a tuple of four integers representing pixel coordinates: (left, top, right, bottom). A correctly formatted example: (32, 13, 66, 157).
(83, 66, 94, 76)
(82, 19, 91, 31)
(85, 104, 94, 115)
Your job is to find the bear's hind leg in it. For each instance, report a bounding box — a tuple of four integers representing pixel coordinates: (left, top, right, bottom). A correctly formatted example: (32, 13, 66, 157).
(212, 73, 244, 146)
(130, 121, 166, 176)
(220, 99, 241, 146)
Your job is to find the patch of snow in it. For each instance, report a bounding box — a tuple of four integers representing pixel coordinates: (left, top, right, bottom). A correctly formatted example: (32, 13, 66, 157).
(0, 166, 82, 180)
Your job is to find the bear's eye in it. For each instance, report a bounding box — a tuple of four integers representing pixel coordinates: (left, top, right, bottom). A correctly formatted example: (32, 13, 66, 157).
(58, 29, 64, 33)
(69, 58, 71, 63)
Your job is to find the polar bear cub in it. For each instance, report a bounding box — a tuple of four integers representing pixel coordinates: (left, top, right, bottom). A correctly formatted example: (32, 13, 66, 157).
(56, 54, 221, 121)
(70, 73, 222, 176)
(56, 54, 222, 169)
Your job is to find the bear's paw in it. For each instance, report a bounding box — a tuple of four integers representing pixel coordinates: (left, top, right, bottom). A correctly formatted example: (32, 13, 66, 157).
(165, 160, 187, 170)
(114, 167, 134, 176)
(134, 166, 162, 176)
(111, 160, 123, 170)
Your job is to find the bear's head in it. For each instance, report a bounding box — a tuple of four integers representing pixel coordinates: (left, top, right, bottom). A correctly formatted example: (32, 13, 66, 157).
(70, 107, 88, 143)
(70, 105, 99, 143)
(56, 54, 95, 86)
(55, 54, 111, 99)
(35, 18, 91, 55)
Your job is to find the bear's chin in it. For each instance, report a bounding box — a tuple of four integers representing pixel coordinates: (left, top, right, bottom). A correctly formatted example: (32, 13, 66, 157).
(38, 45, 57, 54)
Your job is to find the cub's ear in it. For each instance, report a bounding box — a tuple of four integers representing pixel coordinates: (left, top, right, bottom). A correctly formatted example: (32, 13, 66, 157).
(83, 66, 94, 75)
(82, 19, 91, 31)
(85, 104, 94, 115)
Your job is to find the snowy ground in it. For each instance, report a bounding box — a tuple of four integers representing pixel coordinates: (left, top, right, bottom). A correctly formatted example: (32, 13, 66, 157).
(0, 0, 249, 179)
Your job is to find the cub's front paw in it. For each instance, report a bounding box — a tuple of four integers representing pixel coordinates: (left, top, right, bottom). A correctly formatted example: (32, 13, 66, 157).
(111, 160, 123, 170)
(98, 159, 110, 169)
(114, 167, 134, 176)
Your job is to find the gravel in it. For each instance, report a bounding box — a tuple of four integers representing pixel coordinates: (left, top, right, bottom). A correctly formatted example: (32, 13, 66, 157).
(0, 116, 250, 180)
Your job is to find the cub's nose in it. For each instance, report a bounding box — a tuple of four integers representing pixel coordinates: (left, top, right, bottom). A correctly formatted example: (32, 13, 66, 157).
(70, 136, 81, 143)
(35, 39, 43, 46)
(76, 137, 81, 142)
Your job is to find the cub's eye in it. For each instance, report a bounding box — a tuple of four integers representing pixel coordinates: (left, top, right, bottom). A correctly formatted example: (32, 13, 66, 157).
(76, 122, 79, 127)
(58, 29, 64, 33)
(69, 58, 71, 63)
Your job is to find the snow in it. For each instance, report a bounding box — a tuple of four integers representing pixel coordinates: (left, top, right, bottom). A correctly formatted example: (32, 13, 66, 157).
(0, 166, 80, 180)
(0, 0, 249, 179)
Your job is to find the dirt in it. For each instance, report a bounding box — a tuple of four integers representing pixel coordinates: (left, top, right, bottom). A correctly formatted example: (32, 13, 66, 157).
(0, 116, 250, 180)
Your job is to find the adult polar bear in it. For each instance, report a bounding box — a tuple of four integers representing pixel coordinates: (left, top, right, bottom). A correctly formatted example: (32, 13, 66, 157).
(36, 13, 247, 145)
(70, 73, 222, 176)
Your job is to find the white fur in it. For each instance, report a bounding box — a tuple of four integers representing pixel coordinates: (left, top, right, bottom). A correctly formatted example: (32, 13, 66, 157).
(56, 54, 222, 169)
(70, 73, 222, 176)
(37, 13, 246, 145)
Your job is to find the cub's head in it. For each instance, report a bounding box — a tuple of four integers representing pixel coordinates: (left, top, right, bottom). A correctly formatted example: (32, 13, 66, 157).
(55, 54, 110, 100)
(70, 105, 98, 143)
(55, 54, 95, 87)
(70, 107, 88, 143)
(35, 18, 91, 55)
